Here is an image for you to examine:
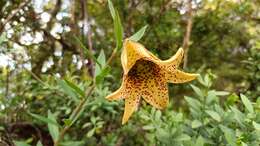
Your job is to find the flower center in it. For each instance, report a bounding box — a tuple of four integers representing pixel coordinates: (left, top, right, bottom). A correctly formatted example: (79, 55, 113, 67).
(128, 59, 159, 79)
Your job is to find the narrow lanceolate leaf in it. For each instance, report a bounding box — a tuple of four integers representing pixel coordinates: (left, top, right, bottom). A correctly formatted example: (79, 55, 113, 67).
(220, 125, 236, 146)
(29, 112, 60, 127)
(191, 120, 202, 128)
(14, 141, 31, 146)
(240, 94, 254, 113)
(206, 110, 221, 122)
(190, 84, 204, 98)
(64, 79, 85, 98)
(253, 121, 260, 130)
(114, 10, 123, 50)
(60, 141, 85, 146)
(56, 78, 79, 102)
(129, 25, 148, 42)
(108, 0, 115, 19)
(47, 110, 60, 142)
(95, 50, 106, 77)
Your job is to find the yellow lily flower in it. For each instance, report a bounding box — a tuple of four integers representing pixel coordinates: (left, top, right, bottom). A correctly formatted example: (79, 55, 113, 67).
(106, 39, 198, 124)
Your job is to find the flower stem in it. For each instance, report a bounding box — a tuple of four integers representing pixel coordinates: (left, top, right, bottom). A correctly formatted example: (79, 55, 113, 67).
(54, 85, 95, 146)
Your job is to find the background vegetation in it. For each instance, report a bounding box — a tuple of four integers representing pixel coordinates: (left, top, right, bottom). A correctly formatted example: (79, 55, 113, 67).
(0, 0, 259, 146)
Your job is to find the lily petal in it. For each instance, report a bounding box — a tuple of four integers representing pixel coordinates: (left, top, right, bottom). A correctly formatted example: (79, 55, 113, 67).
(141, 77, 168, 109)
(161, 48, 184, 70)
(121, 40, 160, 74)
(105, 87, 124, 101)
(166, 70, 199, 83)
(122, 94, 140, 124)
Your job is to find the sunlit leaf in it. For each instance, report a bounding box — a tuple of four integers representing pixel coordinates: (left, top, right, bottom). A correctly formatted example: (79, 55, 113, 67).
(220, 125, 236, 146)
(60, 141, 84, 146)
(129, 25, 148, 42)
(48, 110, 60, 142)
(192, 120, 202, 128)
(240, 94, 254, 113)
(56, 78, 79, 102)
(190, 84, 204, 98)
(206, 110, 221, 122)
(108, 0, 115, 19)
(253, 121, 260, 130)
(14, 141, 31, 146)
(64, 79, 85, 98)
(114, 10, 123, 50)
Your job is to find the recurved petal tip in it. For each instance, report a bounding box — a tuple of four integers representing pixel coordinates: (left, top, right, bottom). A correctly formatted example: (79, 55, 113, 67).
(105, 89, 124, 101)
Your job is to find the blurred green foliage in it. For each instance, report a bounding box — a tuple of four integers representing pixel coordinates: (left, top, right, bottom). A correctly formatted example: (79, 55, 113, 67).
(0, 0, 260, 146)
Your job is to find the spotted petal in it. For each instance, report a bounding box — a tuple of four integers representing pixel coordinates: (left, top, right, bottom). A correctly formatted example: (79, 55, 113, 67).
(106, 39, 198, 124)
(121, 39, 160, 74)
(141, 77, 169, 109)
(122, 93, 140, 124)
(161, 47, 184, 70)
(106, 76, 126, 100)
(166, 70, 199, 83)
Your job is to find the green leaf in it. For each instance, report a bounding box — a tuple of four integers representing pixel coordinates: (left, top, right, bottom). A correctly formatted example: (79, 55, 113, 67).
(128, 25, 148, 41)
(190, 84, 204, 98)
(48, 110, 60, 142)
(206, 110, 221, 122)
(87, 128, 95, 137)
(57, 78, 79, 102)
(175, 134, 191, 141)
(108, 0, 115, 19)
(230, 106, 245, 126)
(227, 93, 239, 105)
(95, 50, 106, 77)
(253, 121, 260, 130)
(195, 136, 205, 146)
(29, 112, 60, 127)
(63, 119, 72, 126)
(215, 91, 229, 96)
(143, 124, 155, 130)
(240, 94, 254, 113)
(192, 120, 203, 128)
(197, 75, 207, 87)
(14, 141, 31, 146)
(206, 90, 218, 104)
(36, 141, 43, 146)
(241, 142, 248, 146)
(204, 74, 211, 87)
(95, 66, 111, 85)
(156, 128, 170, 143)
(155, 110, 162, 121)
(64, 79, 85, 98)
(60, 141, 84, 146)
(220, 125, 236, 146)
(114, 10, 123, 50)
(184, 96, 201, 111)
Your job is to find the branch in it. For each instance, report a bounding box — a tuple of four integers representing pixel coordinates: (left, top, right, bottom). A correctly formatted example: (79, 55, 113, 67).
(182, 0, 193, 69)
(4, 66, 10, 98)
(81, 0, 94, 76)
(46, 0, 62, 30)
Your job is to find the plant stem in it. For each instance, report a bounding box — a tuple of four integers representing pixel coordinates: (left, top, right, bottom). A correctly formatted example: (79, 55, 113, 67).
(54, 84, 95, 146)
(106, 48, 117, 66)
(182, 0, 193, 69)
